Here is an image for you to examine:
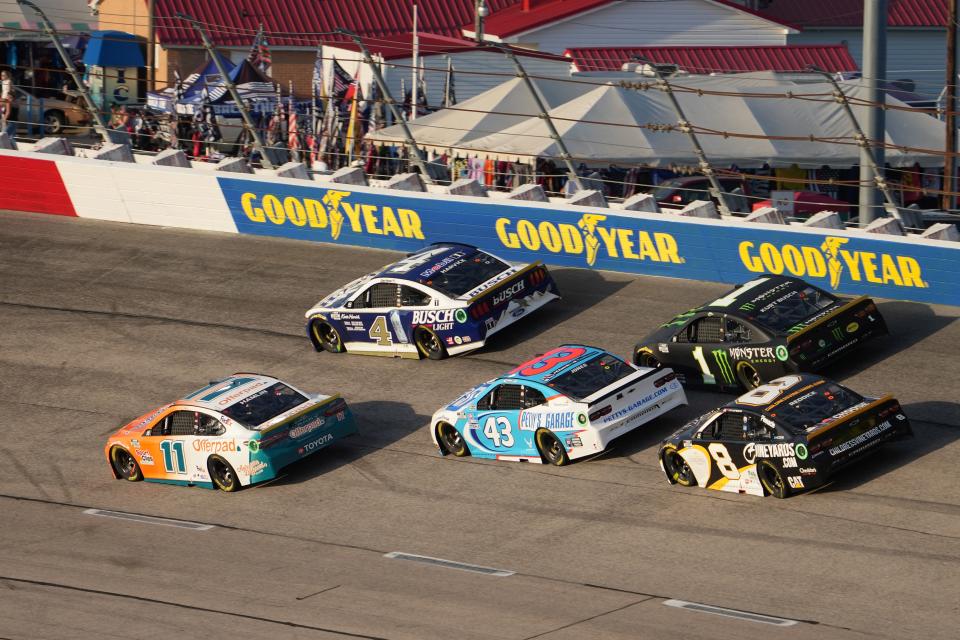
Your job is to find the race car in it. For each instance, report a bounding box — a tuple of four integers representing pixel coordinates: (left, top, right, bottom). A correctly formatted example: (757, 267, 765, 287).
(306, 243, 559, 359)
(104, 373, 356, 492)
(658, 374, 912, 498)
(431, 345, 687, 465)
(633, 275, 888, 391)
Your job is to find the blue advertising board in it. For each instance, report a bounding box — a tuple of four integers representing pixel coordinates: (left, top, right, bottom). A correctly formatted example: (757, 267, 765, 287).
(218, 177, 960, 307)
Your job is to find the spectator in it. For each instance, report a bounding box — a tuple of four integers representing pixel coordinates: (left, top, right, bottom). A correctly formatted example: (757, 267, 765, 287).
(1, 69, 13, 134)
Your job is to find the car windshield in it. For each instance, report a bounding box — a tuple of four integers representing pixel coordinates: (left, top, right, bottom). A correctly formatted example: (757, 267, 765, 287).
(419, 250, 509, 297)
(744, 284, 837, 332)
(767, 381, 864, 432)
(545, 354, 633, 401)
(220, 382, 307, 427)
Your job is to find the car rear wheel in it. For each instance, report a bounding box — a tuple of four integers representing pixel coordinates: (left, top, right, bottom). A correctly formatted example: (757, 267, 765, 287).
(662, 447, 696, 486)
(436, 422, 469, 457)
(736, 361, 762, 390)
(110, 446, 143, 481)
(312, 320, 344, 353)
(208, 456, 240, 492)
(536, 429, 570, 466)
(758, 461, 790, 499)
(44, 110, 65, 135)
(634, 348, 661, 368)
(415, 327, 447, 360)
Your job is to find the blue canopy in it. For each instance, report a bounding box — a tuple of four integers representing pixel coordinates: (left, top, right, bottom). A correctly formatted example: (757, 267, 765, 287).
(82, 31, 144, 68)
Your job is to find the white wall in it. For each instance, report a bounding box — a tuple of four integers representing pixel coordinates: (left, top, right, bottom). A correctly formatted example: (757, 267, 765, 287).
(503, 0, 790, 52)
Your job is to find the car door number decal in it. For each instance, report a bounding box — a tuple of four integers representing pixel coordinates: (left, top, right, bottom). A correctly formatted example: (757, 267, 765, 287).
(160, 440, 186, 474)
(707, 443, 740, 479)
(483, 416, 514, 448)
(368, 316, 393, 346)
(692, 346, 716, 385)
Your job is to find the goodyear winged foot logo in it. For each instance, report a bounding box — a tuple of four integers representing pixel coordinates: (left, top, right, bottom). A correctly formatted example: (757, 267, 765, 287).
(739, 236, 926, 291)
(239, 188, 425, 241)
(495, 213, 684, 267)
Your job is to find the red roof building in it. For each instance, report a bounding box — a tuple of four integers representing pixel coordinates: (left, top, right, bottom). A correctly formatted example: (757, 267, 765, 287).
(758, 0, 948, 28)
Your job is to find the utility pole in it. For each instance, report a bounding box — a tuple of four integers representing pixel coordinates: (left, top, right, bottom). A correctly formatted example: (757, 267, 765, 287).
(337, 29, 434, 183)
(17, 0, 113, 143)
(859, 0, 888, 225)
(176, 13, 274, 168)
(474, 1, 488, 43)
(944, 0, 958, 210)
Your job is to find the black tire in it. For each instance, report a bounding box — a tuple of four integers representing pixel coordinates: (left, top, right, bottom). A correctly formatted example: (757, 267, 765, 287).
(436, 423, 469, 457)
(661, 447, 696, 487)
(44, 110, 64, 135)
(311, 320, 344, 354)
(110, 446, 143, 482)
(634, 348, 661, 368)
(758, 461, 790, 499)
(415, 327, 447, 360)
(208, 456, 240, 492)
(736, 361, 762, 390)
(536, 429, 570, 466)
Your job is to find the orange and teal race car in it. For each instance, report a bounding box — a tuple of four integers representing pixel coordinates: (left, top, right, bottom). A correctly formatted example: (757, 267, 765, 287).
(104, 373, 356, 492)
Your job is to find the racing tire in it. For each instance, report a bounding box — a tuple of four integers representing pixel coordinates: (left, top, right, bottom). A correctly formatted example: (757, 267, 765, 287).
(758, 461, 790, 499)
(634, 348, 661, 368)
(208, 456, 241, 492)
(110, 446, 143, 482)
(436, 423, 469, 457)
(43, 110, 65, 135)
(415, 327, 447, 360)
(736, 361, 762, 390)
(661, 447, 696, 487)
(536, 429, 570, 466)
(312, 320, 344, 354)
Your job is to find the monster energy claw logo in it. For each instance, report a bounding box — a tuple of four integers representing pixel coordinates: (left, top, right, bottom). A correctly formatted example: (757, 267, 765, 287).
(711, 350, 735, 385)
(831, 327, 845, 341)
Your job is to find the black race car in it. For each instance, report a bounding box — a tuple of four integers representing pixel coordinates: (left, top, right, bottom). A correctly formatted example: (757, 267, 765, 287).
(658, 374, 912, 498)
(633, 275, 887, 391)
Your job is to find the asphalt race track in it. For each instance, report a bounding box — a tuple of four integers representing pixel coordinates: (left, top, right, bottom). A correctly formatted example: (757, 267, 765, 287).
(1, 211, 958, 640)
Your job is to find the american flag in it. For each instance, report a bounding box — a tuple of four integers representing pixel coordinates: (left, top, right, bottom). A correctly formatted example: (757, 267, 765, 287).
(248, 23, 272, 74)
(331, 58, 353, 102)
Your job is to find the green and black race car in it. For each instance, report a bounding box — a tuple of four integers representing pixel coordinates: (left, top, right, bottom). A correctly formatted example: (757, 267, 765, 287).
(633, 276, 887, 391)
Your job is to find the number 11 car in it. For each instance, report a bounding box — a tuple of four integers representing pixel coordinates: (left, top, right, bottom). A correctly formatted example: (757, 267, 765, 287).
(105, 374, 356, 492)
(431, 345, 687, 465)
(658, 374, 912, 498)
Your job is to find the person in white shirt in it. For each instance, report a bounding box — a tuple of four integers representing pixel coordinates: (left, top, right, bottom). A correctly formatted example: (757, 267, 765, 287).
(0, 69, 13, 128)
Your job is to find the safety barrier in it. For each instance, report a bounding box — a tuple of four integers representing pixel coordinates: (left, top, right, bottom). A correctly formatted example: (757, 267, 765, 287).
(2, 148, 959, 307)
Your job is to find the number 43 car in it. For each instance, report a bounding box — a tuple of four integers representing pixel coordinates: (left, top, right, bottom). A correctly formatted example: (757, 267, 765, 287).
(432, 345, 687, 465)
(105, 374, 356, 492)
(633, 275, 887, 391)
(659, 374, 912, 498)
(306, 243, 559, 360)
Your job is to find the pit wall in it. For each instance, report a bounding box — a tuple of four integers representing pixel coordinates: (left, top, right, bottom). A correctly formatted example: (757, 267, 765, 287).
(2, 148, 958, 307)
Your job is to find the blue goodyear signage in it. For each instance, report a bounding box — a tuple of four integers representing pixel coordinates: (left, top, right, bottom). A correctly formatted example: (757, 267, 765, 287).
(218, 177, 960, 307)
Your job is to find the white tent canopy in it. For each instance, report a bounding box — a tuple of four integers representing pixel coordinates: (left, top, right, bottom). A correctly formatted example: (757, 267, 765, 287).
(371, 73, 946, 168)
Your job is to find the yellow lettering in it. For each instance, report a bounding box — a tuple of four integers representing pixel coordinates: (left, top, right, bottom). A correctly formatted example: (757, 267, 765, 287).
(304, 199, 327, 228)
(262, 195, 285, 224)
(637, 232, 659, 261)
(654, 233, 682, 264)
(861, 253, 882, 283)
(897, 256, 926, 288)
(617, 228, 639, 259)
(516, 220, 540, 250)
(341, 202, 363, 232)
(781, 245, 804, 276)
(801, 246, 826, 277)
(840, 250, 863, 282)
(241, 193, 264, 222)
(398, 209, 424, 239)
(880, 254, 903, 286)
(381, 206, 402, 237)
(362, 204, 382, 235)
(283, 197, 306, 226)
(559, 223, 584, 254)
(496, 218, 520, 249)
(596, 227, 619, 258)
(759, 243, 784, 274)
(538, 221, 562, 252)
(739, 241, 764, 272)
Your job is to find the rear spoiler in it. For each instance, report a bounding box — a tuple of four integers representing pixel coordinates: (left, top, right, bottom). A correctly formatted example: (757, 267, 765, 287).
(462, 262, 544, 305)
(805, 394, 893, 439)
(786, 296, 869, 343)
(584, 368, 673, 407)
(259, 394, 345, 434)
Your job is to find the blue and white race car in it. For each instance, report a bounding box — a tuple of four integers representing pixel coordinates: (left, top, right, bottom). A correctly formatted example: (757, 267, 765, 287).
(431, 345, 688, 464)
(305, 243, 559, 359)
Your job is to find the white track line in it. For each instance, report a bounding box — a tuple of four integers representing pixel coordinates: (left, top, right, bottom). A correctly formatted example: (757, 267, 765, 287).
(83, 508, 213, 531)
(663, 599, 799, 626)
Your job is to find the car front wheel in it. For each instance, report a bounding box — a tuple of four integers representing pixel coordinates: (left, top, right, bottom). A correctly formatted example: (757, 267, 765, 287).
(662, 447, 696, 486)
(110, 446, 143, 481)
(311, 320, 344, 353)
(436, 423, 469, 457)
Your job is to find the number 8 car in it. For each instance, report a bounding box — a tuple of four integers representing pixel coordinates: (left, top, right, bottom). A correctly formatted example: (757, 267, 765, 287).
(431, 345, 687, 464)
(658, 374, 912, 498)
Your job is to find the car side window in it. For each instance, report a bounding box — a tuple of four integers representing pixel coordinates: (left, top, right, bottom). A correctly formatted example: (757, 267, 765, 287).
(522, 386, 546, 409)
(719, 412, 760, 440)
(676, 316, 723, 343)
(476, 388, 495, 411)
(354, 283, 398, 309)
(399, 285, 431, 307)
(724, 318, 752, 343)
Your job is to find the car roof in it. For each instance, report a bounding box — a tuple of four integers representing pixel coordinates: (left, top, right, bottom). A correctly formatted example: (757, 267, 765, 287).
(693, 275, 819, 317)
(499, 344, 607, 385)
(726, 373, 828, 415)
(174, 373, 282, 412)
(373, 243, 483, 283)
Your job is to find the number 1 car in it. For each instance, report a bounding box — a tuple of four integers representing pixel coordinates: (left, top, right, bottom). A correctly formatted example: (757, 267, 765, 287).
(105, 373, 356, 492)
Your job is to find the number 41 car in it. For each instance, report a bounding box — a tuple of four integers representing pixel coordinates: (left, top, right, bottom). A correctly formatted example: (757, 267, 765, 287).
(306, 243, 559, 360)
(432, 345, 687, 465)
(659, 374, 912, 498)
(105, 374, 356, 492)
